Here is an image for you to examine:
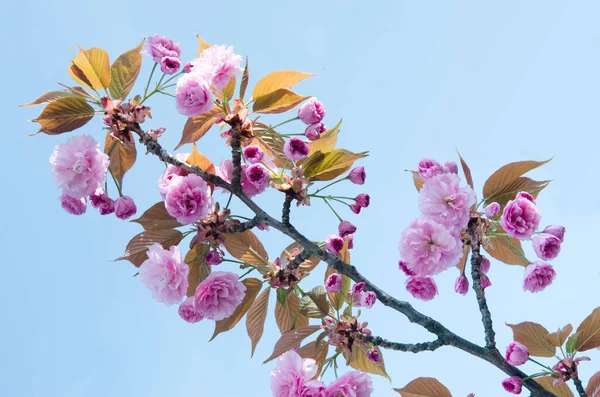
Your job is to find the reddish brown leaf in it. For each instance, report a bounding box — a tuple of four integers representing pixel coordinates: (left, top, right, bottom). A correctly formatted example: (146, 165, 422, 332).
(32, 96, 94, 135)
(239, 58, 249, 100)
(458, 151, 474, 189)
(535, 377, 574, 397)
(174, 107, 222, 150)
(211, 278, 263, 341)
(546, 324, 573, 347)
(297, 340, 329, 379)
(484, 227, 528, 266)
(348, 345, 391, 381)
(484, 176, 550, 208)
(104, 131, 136, 187)
(263, 325, 322, 363)
(117, 229, 184, 267)
(275, 291, 308, 333)
(196, 34, 210, 57)
(482, 159, 551, 202)
(108, 40, 144, 100)
(131, 202, 181, 231)
(246, 287, 270, 356)
(455, 246, 470, 273)
(325, 266, 350, 311)
(222, 230, 269, 267)
(20, 91, 74, 106)
(507, 322, 555, 357)
(252, 89, 309, 114)
(394, 377, 452, 397)
(184, 244, 211, 297)
(574, 307, 600, 351)
(186, 144, 216, 175)
(586, 371, 600, 397)
(410, 171, 425, 192)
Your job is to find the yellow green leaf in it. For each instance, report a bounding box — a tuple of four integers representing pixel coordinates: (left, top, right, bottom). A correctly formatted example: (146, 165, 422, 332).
(109, 40, 144, 99)
(211, 278, 262, 341)
(348, 345, 390, 381)
(116, 229, 183, 267)
(32, 96, 94, 135)
(482, 159, 551, 204)
(573, 307, 600, 351)
(252, 70, 313, 100)
(535, 377, 574, 397)
(68, 47, 111, 90)
(394, 377, 452, 397)
(506, 322, 555, 357)
(222, 230, 269, 267)
(196, 34, 211, 57)
(131, 202, 181, 231)
(303, 149, 368, 181)
(185, 244, 211, 297)
(308, 119, 342, 154)
(174, 107, 222, 150)
(104, 131, 136, 187)
(246, 287, 270, 356)
(263, 325, 322, 363)
(20, 91, 74, 106)
(252, 88, 309, 114)
(217, 76, 236, 102)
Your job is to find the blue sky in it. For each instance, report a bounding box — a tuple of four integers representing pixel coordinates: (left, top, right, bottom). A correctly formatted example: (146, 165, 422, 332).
(3, 1, 600, 396)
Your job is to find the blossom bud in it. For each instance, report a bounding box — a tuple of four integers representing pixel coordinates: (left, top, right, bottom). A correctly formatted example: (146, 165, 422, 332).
(338, 220, 357, 237)
(543, 225, 566, 242)
(348, 166, 366, 185)
(206, 251, 223, 265)
(532, 233, 561, 260)
(484, 202, 501, 218)
(114, 196, 137, 220)
(325, 273, 342, 292)
(325, 235, 344, 254)
(355, 194, 370, 208)
(505, 342, 529, 366)
(454, 275, 469, 295)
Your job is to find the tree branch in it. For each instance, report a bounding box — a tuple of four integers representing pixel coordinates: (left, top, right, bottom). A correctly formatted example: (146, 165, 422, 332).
(572, 376, 588, 397)
(223, 216, 263, 234)
(355, 333, 446, 353)
(282, 192, 294, 225)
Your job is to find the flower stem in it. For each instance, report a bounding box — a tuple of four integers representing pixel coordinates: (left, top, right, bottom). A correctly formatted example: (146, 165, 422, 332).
(143, 63, 157, 99)
(323, 198, 343, 222)
(259, 117, 299, 135)
(108, 168, 123, 197)
(313, 178, 347, 195)
(528, 358, 554, 371)
(504, 236, 530, 263)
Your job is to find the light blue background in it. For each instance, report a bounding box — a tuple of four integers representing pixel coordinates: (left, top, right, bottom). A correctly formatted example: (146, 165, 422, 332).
(3, 1, 599, 396)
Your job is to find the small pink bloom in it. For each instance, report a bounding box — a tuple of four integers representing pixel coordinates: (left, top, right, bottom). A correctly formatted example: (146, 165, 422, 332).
(348, 166, 366, 185)
(523, 261, 556, 293)
(139, 243, 189, 305)
(484, 202, 501, 218)
(245, 163, 270, 192)
(398, 218, 462, 276)
(442, 161, 458, 174)
(346, 234, 354, 250)
(480, 256, 491, 273)
(454, 274, 469, 295)
(175, 72, 214, 118)
(351, 282, 366, 295)
(59, 194, 86, 215)
(206, 250, 223, 265)
(501, 194, 541, 240)
(326, 235, 344, 254)
(355, 194, 370, 208)
(480, 274, 491, 289)
(178, 296, 204, 323)
(284, 137, 310, 161)
(193, 271, 246, 321)
(302, 381, 326, 397)
(183, 62, 193, 73)
(99, 198, 115, 215)
(418, 173, 476, 229)
(543, 225, 566, 242)
(366, 349, 381, 363)
(501, 376, 523, 394)
(398, 260, 415, 276)
(418, 158, 443, 179)
(360, 291, 377, 308)
(305, 122, 326, 141)
(143, 34, 181, 63)
(532, 233, 561, 260)
(165, 174, 213, 224)
(160, 56, 181, 74)
(190, 45, 243, 91)
(505, 342, 529, 366)
(157, 164, 185, 198)
(325, 371, 373, 397)
(244, 145, 264, 164)
(50, 135, 110, 198)
(350, 203, 361, 214)
(114, 196, 137, 220)
(517, 191, 535, 203)
(405, 275, 438, 301)
(270, 351, 320, 397)
(338, 220, 357, 237)
(326, 273, 343, 293)
(298, 97, 325, 125)
(90, 188, 109, 208)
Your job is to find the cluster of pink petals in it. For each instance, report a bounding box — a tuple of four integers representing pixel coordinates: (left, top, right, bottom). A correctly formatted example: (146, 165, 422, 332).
(347, 282, 377, 308)
(143, 34, 181, 75)
(139, 244, 189, 305)
(270, 351, 372, 397)
(89, 188, 115, 215)
(114, 196, 137, 220)
(505, 341, 529, 366)
(500, 194, 541, 240)
(298, 97, 326, 125)
(178, 296, 204, 323)
(244, 145, 264, 164)
(454, 274, 469, 295)
(175, 72, 214, 117)
(523, 261, 556, 293)
(190, 45, 243, 91)
(325, 273, 343, 293)
(59, 194, 86, 215)
(216, 159, 273, 198)
(284, 137, 310, 161)
(164, 174, 213, 224)
(305, 122, 326, 141)
(501, 376, 522, 394)
(532, 233, 561, 260)
(405, 275, 438, 301)
(348, 167, 366, 185)
(193, 271, 246, 321)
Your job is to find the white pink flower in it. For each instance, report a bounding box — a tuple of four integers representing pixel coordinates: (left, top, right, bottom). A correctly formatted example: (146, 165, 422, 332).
(190, 45, 243, 91)
(418, 173, 476, 230)
(175, 72, 214, 118)
(164, 174, 213, 224)
(59, 194, 86, 215)
(139, 244, 189, 305)
(193, 271, 246, 321)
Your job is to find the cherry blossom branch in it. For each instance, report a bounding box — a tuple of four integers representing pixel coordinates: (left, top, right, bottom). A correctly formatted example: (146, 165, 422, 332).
(223, 216, 263, 233)
(355, 333, 446, 353)
(572, 376, 588, 397)
(287, 249, 311, 269)
(282, 192, 294, 225)
(130, 123, 557, 397)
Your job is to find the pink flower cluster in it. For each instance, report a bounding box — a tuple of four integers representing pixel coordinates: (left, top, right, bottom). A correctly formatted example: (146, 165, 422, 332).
(143, 34, 182, 75)
(217, 158, 273, 198)
(270, 351, 373, 397)
(398, 157, 475, 301)
(176, 44, 243, 117)
(139, 243, 189, 305)
(347, 282, 377, 308)
(297, 98, 326, 141)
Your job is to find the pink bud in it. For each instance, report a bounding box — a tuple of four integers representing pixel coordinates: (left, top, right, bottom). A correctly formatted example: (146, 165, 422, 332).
(418, 158, 443, 179)
(206, 251, 223, 265)
(480, 256, 491, 273)
(338, 220, 357, 237)
(349, 203, 361, 214)
(346, 234, 354, 250)
(160, 56, 181, 74)
(243, 145, 264, 164)
(59, 194, 86, 215)
(351, 282, 366, 294)
(90, 188, 110, 209)
(348, 166, 366, 185)
(325, 273, 342, 292)
(480, 274, 492, 289)
(325, 235, 344, 254)
(183, 62, 193, 73)
(283, 137, 310, 161)
(543, 225, 566, 242)
(366, 349, 381, 363)
(305, 122, 326, 141)
(454, 275, 469, 295)
(297, 97, 325, 124)
(523, 261, 556, 293)
(484, 202, 501, 218)
(355, 194, 370, 208)
(178, 296, 204, 323)
(99, 198, 115, 215)
(114, 196, 137, 220)
(405, 275, 438, 301)
(505, 342, 529, 366)
(516, 191, 535, 203)
(501, 376, 523, 394)
(360, 291, 377, 308)
(442, 161, 458, 174)
(532, 233, 561, 260)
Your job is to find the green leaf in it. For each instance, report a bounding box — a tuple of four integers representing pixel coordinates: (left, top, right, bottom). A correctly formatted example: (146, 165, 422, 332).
(252, 70, 313, 99)
(303, 149, 369, 181)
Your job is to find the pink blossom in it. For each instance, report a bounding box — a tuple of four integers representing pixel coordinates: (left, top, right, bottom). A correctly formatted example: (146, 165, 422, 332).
(193, 271, 246, 321)
(50, 135, 110, 198)
(355, 194, 370, 208)
(442, 161, 458, 174)
(338, 221, 357, 237)
(59, 194, 86, 215)
(284, 137, 310, 161)
(532, 233, 561, 260)
(175, 72, 214, 117)
(398, 260, 415, 276)
(350, 203, 361, 214)
(216, 159, 236, 186)
(99, 198, 115, 215)
(418, 158, 443, 180)
(114, 196, 137, 220)
(270, 351, 320, 397)
(305, 122, 326, 141)
(165, 174, 213, 224)
(244, 145, 264, 164)
(205, 250, 223, 265)
(190, 45, 243, 91)
(501, 377, 522, 394)
(517, 191, 535, 203)
(454, 274, 469, 295)
(183, 62, 192, 73)
(302, 381, 326, 397)
(160, 56, 181, 74)
(326, 235, 344, 254)
(418, 173, 476, 229)
(480, 274, 491, 289)
(480, 256, 491, 273)
(298, 97, 326, 125)
(484, 202, 501, 218)
(143, 34, 180, 62)
(178, 296, 204, 323)
(505, 342, 529, 366)
(398, 218, 463, 276)
(326, 273, 342, 293)
(139, 243, 189, 305)
(523, 262, 556, 293)
(348, 166, 366, 185)
(157, 165, 185, 198)
(245, 163, 271, 192)
(325, 371, 373, 397)
(500, 194, 541, 239)
(90, 188, 109, 208)
(405, 275, 438, 301)
(543, 225, 566, 242)
(366, 349, 381, 363)
(359, 291, 377, 308)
